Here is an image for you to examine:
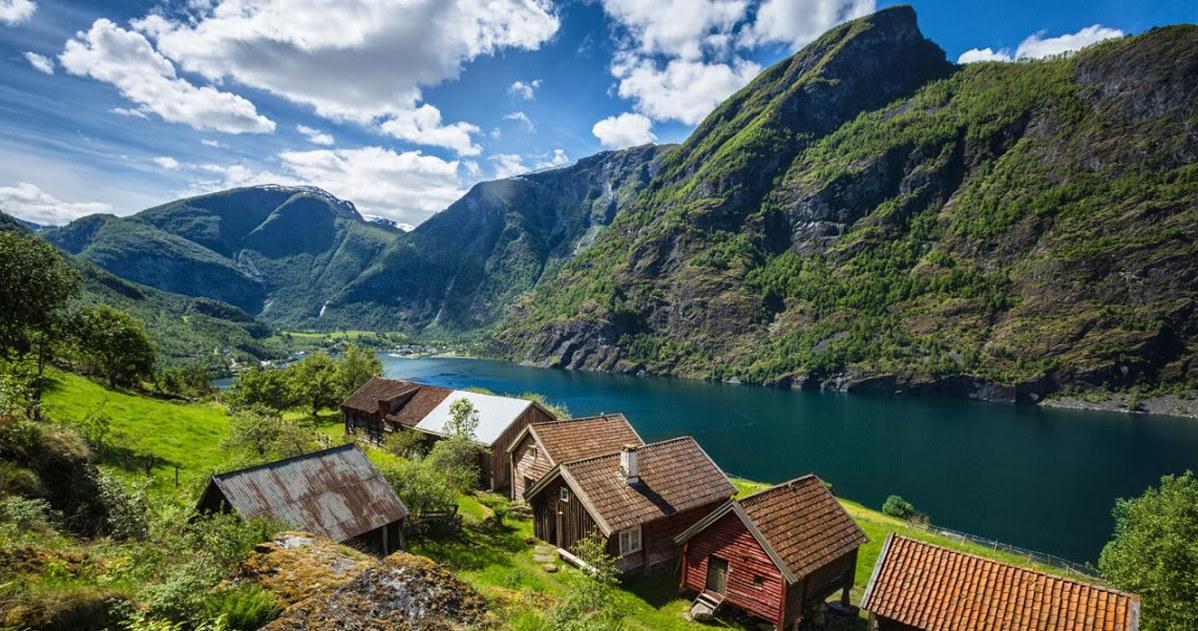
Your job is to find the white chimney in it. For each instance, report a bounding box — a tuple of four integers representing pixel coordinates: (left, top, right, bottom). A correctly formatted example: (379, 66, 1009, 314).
(620, 445, 639, 485)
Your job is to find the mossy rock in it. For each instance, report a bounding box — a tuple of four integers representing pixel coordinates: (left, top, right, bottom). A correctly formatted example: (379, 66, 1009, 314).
(227, 532, 374, 606)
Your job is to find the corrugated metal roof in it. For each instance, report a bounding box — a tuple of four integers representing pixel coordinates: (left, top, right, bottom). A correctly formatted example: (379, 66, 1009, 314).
(414, 390, 533, 446)
(206, 445, 409, 543)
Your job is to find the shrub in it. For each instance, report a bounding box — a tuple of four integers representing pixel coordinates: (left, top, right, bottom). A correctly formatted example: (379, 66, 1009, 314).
(197, 584, 282, 631)
(0, 496, 57, 534)
(383, 429, 427, 459)
(377, 459, 457, 515)
(548, 530, 622, 631)
(882, 494, 919, 521)
(220, 407, 319, 465)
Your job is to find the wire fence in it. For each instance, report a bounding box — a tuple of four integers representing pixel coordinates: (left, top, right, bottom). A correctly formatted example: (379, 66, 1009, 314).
(909, 522, 1103, 580)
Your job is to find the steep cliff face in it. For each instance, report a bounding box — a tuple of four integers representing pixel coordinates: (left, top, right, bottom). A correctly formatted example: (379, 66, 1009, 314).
(323, 144, 672, 332)
(499, 13, 1198, 398)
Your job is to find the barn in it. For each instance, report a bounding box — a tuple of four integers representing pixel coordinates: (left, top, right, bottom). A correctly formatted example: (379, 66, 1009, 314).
(525, 436, 736, 573)
(861, 533, 1141, 631)
(674, 475, 868, 630)
(506, 413, 643, 503)
(340, 377, 557, 490)
(196, 445, 409, 556)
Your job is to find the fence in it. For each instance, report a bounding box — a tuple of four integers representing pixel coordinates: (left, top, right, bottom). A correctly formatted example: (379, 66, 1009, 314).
(909, 522, 1103, 580)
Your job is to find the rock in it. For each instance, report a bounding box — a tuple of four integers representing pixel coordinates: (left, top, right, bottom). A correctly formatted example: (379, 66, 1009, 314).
(228, 531, 375, 606)
(542, 563, 559, 573)
(533, 554, 556, 563)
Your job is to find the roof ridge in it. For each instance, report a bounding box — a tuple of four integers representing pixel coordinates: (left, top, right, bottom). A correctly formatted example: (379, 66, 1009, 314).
(888, 534, 1128, 596)
(533, 413, 627, 427)
(559, 435, 697, 468)
(736, 474, 822, 505)
(212, 444, 359, 480)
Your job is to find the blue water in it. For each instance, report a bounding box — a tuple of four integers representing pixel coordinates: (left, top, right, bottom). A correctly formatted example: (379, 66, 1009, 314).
(375, 354, 1198, 563)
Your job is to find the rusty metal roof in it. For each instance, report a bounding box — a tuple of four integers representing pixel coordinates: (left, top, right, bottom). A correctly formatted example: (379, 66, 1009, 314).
(203, 445, 409, 543)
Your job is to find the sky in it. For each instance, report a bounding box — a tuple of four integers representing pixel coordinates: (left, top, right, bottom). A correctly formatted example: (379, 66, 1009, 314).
(0, 0, 1193, 228)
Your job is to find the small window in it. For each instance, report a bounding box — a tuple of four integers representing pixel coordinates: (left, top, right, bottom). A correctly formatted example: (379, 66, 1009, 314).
(618, 526, 642, 556)
(559, 487, 569, 502)
(753, 574, 764, 587)
(529, 446, 538, 459)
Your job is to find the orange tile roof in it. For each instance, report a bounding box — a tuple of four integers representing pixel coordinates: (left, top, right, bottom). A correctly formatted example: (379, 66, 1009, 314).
(560, 436, 736, 533)
(737, 475, 868, 579)
(861, 534, 1140, 631)
(530, 414, 644, 465)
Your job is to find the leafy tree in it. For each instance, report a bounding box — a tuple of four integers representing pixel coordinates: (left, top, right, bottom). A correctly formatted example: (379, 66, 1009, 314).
(1099, 471, 1198, 631)
(73, 305, 155, 387)
(444, 397, 479, 440)
(548, 529, 623, 631)
(291, 351, 340, 418)
(335, 344, 382, 400)
(425, 397, 484, 493)
(226, 367, 297, 412)
(882, 494, 920, 521)
(0, 355, 39, 418)
(376, 459, 457, 515)
(220, 407, 318, 464)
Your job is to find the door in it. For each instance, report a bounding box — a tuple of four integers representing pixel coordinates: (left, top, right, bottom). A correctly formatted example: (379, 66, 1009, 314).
(706, 557, 729, 595)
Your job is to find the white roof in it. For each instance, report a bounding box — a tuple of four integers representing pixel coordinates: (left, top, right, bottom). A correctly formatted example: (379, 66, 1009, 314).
(414, 390, 533, 446)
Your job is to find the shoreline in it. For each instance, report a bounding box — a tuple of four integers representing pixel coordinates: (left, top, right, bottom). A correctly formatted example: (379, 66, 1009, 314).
(1040, 393, 1198, 420)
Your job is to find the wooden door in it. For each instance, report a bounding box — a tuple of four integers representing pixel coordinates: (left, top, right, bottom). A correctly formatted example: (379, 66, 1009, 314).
(706, 557, 728, 595)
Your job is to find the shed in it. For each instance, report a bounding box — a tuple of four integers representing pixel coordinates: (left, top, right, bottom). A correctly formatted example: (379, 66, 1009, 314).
(861, 533, 1141, 631)
(525, 436, 736, 572)
(341, 377, 557, 490)
(507, 413, 644, 503)
(674, 475, 868, 630)
(196, 445, 409, 556)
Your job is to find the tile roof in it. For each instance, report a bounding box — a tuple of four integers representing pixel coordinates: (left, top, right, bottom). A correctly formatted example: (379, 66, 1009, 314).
(560, 436, 736, 533)
(202, 445, 409, 544)
(414, 390, 534, 446)
(340, 376, 418, 414)
(737, 475, 868, 580)
(861, 534, 1140, 631)
(386, 385, 451, 428)
(530, 414, 644, 465)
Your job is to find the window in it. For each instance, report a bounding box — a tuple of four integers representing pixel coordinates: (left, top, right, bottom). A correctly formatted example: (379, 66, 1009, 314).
(529, 446, 538, 459)
(753, 574, 764, 587)
(559, 487, 569, 502)
(618, 526, 642, 556)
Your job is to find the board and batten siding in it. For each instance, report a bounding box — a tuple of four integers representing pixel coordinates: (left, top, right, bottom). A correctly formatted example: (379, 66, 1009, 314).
(534, 477, 601, 551)
(511, 433, 554, 503)
(681, 511, 787, 625)
(490, 405, 555, 491)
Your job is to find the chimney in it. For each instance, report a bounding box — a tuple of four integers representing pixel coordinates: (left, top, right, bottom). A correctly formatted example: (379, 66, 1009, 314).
(620, 444, 639, 485)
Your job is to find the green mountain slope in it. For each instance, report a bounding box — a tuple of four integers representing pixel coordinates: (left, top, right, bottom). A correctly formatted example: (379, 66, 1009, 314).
(322, 144, 672, 332)
(497, 8, 1198, 400)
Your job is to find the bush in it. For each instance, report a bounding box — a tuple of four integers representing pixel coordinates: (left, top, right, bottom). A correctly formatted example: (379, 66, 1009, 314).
(547, 530, 622, 631)
(424, 439, 482, 495)
(383, 429, 427, 459)
(197, 584, 282, 631)
(220, 407, 319, 465)
(882, 494, 919, 521)
(377, 459, 457, 515)
(0, 495, 57, 534)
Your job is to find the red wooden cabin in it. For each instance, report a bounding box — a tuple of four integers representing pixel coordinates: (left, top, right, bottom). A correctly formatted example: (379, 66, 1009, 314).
(675, 475, 868, 630)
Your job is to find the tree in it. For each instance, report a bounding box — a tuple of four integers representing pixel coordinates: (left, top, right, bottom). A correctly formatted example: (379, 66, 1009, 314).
(291, 351, 339, 418)
(335, 344, 382, 400)
(1099, 471, 1198, 631)
(444, 398, 479, 441)
(882, 494, 920, 521)
(548, 529, 623, 631)
(424, 398, 483, 493)
(227, 367, 297, 412)
(220, 406, 318, 464)
(73, 305, 155, 388)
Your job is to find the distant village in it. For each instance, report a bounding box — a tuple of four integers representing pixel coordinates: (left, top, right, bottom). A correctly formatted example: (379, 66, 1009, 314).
(199, 376, 1142, 631)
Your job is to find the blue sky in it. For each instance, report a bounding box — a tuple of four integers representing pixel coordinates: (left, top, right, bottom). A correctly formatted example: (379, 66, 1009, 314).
(0, 0, 1193, 227)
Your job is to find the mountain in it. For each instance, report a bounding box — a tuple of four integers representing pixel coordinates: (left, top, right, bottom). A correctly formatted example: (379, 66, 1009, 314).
(497, 7, 1198, 400)
(298, 144, 672, 333)
(45, 185, 402, 328)
(2, 211, 281, 370)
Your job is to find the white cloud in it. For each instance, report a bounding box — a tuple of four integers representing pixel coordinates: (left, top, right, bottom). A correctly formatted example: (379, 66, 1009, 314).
(958, 25, 1124, 64)
(490, 154, 528, 179)
(613, 55, 760, 124)
(153, 156, 180, 169)
(24, 51, 53, 74)
(535, 148, 569, 170)
(600, 0, 747, 60)
(1015, 24, 1123, 59)
(0, 181, 111, 226)
(138, 0, 558, 128)
(0, 0, 35, 25)
(378, 104, 481, 156)
(201, 138, 224, 147)
(957, 47, 1010, 63)
(110, 107, 149, 118)
(592, 112, 656, 148)
(504, 111, 535, 132)
(739, 0, 875, 50)
(508, 79, 541, 100)
(296, 124, 334, 146)
(60, 19, 275, 134)
(189, 147, 464, 225)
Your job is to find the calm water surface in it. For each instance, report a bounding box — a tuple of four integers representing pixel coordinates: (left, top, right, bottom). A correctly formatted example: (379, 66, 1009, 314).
(377, 354, 1198, 563)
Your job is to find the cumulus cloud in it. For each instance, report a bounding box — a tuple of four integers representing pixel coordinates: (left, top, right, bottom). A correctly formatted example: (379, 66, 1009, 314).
(508, 79, 541, 100)
(504, 111, 535, 132)
(0, 0, 35, 25)
(0, 181, 111, 226)
(296, 124, 334, 146)
(958, 24, 1124, 64)
(378, 104, 481, 155)
(592, 112, 656, 148)
(739, 0, 875, 50)
(110, 107, 149, 118)
(188, 147, 464, 225)
(613, 55, 760, 124)
(490, 153, 529, 179)
(535, 148, 569, 170)
(60, 19, 275, 134)
(24, 51, 52, 74)
(600, 0, 747, 60)
(153, 156, 180, 169)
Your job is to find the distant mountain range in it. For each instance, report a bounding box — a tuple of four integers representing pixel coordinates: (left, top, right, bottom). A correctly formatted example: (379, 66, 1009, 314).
(28, 6, 1198, 398)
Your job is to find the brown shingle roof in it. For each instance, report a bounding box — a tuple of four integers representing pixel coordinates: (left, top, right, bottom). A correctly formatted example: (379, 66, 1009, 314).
(385, 385, 451, 428)
(530, 414, 644, 465)
(559, 436, 736, 533)
(737, 475, 868, 579)
(341, 377, 417, 414)
(861, 534, 1140, 631)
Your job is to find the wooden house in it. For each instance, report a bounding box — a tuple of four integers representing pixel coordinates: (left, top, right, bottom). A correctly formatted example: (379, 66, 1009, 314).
(340, 377, 556, 490)
(196, 445, 409, 556)
(525, 436, 736, 573)
(861, 533, 1141, 631)
(507, 413, 644, 503)
(674, 475, 868, 630)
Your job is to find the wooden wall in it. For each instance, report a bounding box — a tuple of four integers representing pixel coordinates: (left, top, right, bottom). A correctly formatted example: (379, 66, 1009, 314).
(490, 405, 555, 491)
(510, 433, 553, 503)
(532, 477, 600, 551)
(342, 407, 383, 442)
(783, 548, 857, 628)
(680, 512, 786, 625)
